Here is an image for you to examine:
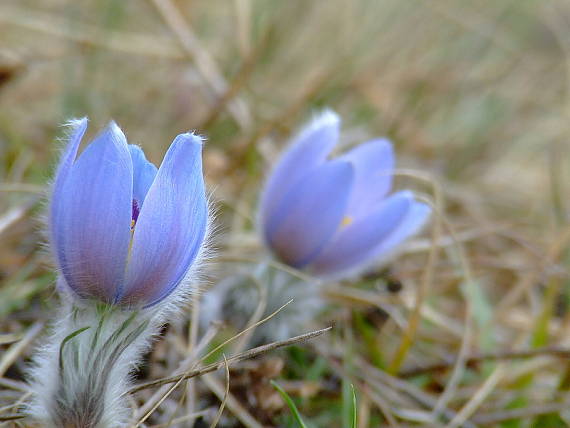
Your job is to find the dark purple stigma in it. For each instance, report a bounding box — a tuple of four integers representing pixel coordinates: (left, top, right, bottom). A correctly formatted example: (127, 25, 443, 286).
(132, 199, 141, 225)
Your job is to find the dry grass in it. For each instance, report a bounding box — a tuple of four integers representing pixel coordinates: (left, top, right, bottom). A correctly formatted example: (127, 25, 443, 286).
(1, 0, 570, 426)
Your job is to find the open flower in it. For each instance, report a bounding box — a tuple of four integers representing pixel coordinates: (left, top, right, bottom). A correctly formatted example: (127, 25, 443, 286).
(49, 119, 207, 307)
(259, 110, 430, 279)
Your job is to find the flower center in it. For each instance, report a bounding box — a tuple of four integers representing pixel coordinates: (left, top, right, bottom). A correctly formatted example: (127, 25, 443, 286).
(131, 199, 140, 229)
(341, 216, 353, 227)
(128, 199, 139, 260)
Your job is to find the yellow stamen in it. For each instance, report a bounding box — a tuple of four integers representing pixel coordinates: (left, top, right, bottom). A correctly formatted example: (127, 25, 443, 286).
(341, 216, 353, 227)
(127, 220, 136, 261)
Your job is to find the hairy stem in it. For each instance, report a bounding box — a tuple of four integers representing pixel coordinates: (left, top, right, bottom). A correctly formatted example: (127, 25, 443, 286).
(29, 301, 156, 428)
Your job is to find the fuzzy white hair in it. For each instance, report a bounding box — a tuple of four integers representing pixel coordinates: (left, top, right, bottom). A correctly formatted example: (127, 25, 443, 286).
(27, 296, 158, 427)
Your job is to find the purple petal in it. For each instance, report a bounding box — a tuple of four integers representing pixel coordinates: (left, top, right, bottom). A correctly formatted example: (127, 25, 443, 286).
(260, 111, 340, 229)
(120, 133, 207, 306)
(50, 118, 88, 268)
(128, 145, 158, 221)
(341, 138, 394, 219)
(311, 191, 430, 278)
(264, 160, 354, 268)
(52, 122, 133, 302)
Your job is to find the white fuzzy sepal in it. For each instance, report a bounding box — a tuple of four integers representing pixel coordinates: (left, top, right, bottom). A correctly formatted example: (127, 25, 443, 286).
(28, 300, 158, 428)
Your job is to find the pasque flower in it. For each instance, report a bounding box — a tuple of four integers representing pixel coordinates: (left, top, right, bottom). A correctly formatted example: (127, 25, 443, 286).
(29, 119, 209, 428)
(50, 119, 207, 307)
(259, 110, 430, 278)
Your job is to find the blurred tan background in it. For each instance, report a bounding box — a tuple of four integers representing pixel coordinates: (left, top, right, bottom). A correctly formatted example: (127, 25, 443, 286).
(3, 1, 570, 426)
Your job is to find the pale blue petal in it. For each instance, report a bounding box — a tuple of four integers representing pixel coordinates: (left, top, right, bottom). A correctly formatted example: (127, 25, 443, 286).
(50, 118, 88, 275)
(55, 122, 133, 301)
(265, 160, 354, 268)
(128, 145, 158, 219)
(121, 133, 207, 306)
(311, 191, 429, 278)
(260, 111, 340, 229)
(374, 200, 431, 259)
(341, 138, 394, 219)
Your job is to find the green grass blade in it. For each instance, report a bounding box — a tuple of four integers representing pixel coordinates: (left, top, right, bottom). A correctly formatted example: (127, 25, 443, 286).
(59, 326, 90, 372)
(271, 380, 308, 428)
(350, 384, 357, 428)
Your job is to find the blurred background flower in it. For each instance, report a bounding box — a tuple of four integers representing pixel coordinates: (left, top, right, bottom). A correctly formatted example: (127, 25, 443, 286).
(260, 110, 430, 279)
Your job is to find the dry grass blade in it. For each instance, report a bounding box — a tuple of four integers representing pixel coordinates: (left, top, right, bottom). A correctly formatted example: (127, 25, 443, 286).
(0, 197, 39, 237)
(197, 299, 294, 367)
(208, 355, 230, 428)
(496, 225, 570, 315)
(445, 364, 506, 428)
(315, 344, 400, 427)
(0, 333, 24, 346)
(0, 378, 28, 392)
(0, 322, 43, 377)
(128, 326, 332, 394)
(185, 291, 202, 426)
(387, 171, 443, 374)
(400, 345, 570, 377)
(0, 6, 183, 58)
(131, 323, 221, 422)
(0, 391, 31, 416)
(203, 372, 263, 428)
(471, 400, 570, 425)
(231, 270, 268, 354)
(149, 0, 252, 130)
(0, 414, 25, 422)
(429, 215, 474, 419)
(198, 37, 265, 130)
(0, 184, 44, 193)
(132, 378, 181, 427)
(147, 410, 211, 428)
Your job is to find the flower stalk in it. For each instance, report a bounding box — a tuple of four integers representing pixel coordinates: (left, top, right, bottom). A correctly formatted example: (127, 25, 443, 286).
(30, 301, 158, 428)
(201, 262, 325, 346)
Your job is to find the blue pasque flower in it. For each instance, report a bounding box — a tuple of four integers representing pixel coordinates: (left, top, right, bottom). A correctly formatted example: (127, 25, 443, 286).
(259, 110, 430, 278)
(49, 119, 207, 307)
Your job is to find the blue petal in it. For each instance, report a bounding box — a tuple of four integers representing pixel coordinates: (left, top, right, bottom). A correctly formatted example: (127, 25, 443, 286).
(121, 133, 207, 306)
(264, 160, 354, 268)
(341, 138, 394, 219)
(260, 111, 340, 230)
(311, 191, 429, 278)
(54, 122, 133, 301)
(50, 118, 88, 273)
(128, 145, 158, 220)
